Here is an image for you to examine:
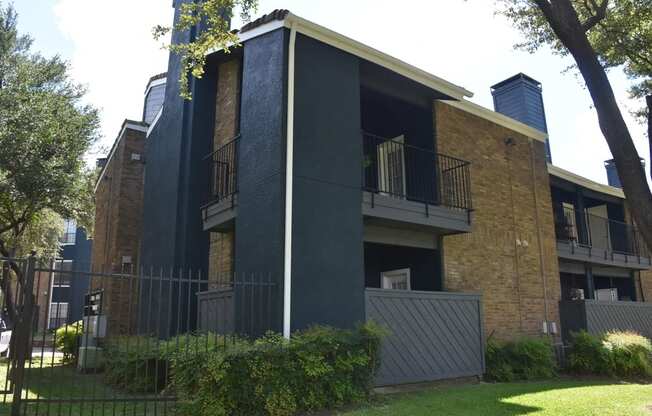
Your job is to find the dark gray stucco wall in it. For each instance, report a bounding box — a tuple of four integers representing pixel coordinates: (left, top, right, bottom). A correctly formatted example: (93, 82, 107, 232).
(234, 29, 288, 332)
(290, 34, 365, 330)
(141, 0, 211, 271)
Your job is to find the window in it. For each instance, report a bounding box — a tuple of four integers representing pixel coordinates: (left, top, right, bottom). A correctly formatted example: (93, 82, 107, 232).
(60, 219, 77, 245)
(53, 260, 72, 287)
(378, 135, 406, 198)
(48, 302, 69, 329)
(381, 268, 411, 291)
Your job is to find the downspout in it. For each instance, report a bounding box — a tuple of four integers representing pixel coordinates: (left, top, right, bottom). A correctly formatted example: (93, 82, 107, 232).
(529, 139, 551, 330)
(283, 22, 297, 339)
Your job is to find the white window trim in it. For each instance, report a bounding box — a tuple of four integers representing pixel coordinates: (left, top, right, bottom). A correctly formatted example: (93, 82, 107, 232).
(381, 268, 411, 291)
(52, 260, 73, 287)
(48, 302, 69, 329)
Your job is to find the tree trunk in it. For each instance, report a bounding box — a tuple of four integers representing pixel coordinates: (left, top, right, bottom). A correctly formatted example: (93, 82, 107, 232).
(647, 95, 651, 182)
(535, 0, 652, 254)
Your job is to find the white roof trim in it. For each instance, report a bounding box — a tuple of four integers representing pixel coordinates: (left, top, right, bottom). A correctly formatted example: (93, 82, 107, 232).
(218, 13, 473, 100)
(284, 13, 473, 100)
(548, 163, 625, 199)
(144, 77, 166, 98)
(146, 107, 164, 138)
(442, 99, 548, 142)
(94, 121, 148, 193)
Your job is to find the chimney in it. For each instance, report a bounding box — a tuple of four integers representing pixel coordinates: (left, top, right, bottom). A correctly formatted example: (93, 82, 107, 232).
(491, 73, 552, 163)
(604, 158, 646, 188)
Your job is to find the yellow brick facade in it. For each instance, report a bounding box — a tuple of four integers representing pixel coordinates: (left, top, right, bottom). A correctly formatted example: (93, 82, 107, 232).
(207, 58, 241, 283)
(435, 101, 561, 340)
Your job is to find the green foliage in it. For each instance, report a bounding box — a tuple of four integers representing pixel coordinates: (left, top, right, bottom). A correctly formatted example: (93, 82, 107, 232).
(170, 323, 385, 416)
(153, 0, 258, 100)
(498, 0, 651, 121)
(0, 3, 100, 257)
(102, 332, 246, 394)
(567, 330, 652, 378)
(566, 331, 613, 375)
(55, 321, 82, 364)
(485, 337, 557, 382)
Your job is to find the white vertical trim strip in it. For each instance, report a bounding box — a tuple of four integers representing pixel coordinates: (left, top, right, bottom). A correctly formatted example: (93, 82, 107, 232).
(283, 23, 297, 339)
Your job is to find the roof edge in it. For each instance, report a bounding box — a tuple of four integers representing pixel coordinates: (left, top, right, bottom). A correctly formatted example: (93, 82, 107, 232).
(94, 120, 148, 193)
(214, 11, 473, 101)
(547, 163, 625, 199)
(442, 99, 548, 142)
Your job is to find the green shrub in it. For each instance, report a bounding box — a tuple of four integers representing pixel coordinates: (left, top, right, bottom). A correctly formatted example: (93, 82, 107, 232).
(485, 337, 556, 382)
(567, 330, 652, 378)
(170, 323, 385, 416)
(604, 331, 652, 378)
(103, 336, 164, 393)
(566, 331, 612, 375)
(102, 332, 247, 394)
(54, 321, 82, 364)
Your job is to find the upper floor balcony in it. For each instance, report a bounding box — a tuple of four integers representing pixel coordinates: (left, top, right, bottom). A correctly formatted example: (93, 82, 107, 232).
(555, 205, 651, 269)
(361, 132, 473, 234)
(201, 136, 239, 232)
(201, 132, 473, 235)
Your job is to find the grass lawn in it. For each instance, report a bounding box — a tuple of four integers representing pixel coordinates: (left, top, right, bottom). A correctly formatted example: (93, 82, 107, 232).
(342, 379, 652, 416)
(0, 357, 172, 415)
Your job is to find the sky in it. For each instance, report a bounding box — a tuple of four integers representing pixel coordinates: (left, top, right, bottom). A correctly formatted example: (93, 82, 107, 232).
(13, 0, 651, 186)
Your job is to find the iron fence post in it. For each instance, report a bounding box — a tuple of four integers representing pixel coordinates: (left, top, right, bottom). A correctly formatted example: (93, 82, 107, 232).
(11, 254, 36, 416)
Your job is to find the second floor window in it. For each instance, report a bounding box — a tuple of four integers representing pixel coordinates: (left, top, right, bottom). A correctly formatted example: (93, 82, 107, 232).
(60, 219, 77, 245)
(53, 260, 73, 287)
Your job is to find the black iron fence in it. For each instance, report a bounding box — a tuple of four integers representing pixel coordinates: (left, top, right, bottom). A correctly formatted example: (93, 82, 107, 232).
(205, 136, 239, 205)
(362, 131, 472, 211)
(555, 206, 649, 257)
(0, 256, 277, 415)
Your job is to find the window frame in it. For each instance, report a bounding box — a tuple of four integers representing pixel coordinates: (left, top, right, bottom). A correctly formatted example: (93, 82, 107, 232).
(381, 268, 411, 291)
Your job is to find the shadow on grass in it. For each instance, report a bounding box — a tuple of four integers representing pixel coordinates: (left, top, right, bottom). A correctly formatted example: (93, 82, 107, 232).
(341, 378, 652, 416)
(0, 359, 174, 416)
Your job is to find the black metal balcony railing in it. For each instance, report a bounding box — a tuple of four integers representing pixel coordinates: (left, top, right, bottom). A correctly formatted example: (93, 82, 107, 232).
(555, 206, 649, 257)
(205, 136, 239, 204)
(362, 132, 472, 211)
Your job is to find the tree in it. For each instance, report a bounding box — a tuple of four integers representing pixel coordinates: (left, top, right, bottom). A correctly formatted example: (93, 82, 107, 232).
(0, 4, 100, 321)
(153, 0, 258, 99)
(499, 0, 652, 251)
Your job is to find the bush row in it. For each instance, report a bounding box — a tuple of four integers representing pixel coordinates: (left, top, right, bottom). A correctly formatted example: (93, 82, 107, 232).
(170, 324, 384, 416)
(485, 330, 652, 382)
(485, 337, 557, 382)
(101, 324, 384, 415)
(567, 331, 652, 378)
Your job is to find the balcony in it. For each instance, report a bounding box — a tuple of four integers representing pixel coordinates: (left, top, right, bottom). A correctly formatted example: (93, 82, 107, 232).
(361, 132, 472, 234)
(560, 299, 652, 343)
(201, 136, 239, 232)
(555, 206, 651, 269)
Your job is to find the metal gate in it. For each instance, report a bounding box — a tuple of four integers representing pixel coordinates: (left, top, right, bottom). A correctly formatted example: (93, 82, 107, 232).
(0, 256, 276, 415)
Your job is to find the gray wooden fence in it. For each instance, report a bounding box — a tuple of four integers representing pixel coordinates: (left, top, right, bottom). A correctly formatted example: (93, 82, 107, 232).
(197, 288, 234, 334)
(365, 288, 484, 386)
(560, 300, 652, 341)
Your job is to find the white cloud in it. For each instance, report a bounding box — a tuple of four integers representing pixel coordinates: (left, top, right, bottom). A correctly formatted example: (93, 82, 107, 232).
(53, 0, 173, 156)
(51, 0, 649, 187)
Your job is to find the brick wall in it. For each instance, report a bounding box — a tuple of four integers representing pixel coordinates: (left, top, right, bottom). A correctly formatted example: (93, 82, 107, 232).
(91, 122, 146, 334)
(208, 58, 241, 283)
(435, 101, 561, 340)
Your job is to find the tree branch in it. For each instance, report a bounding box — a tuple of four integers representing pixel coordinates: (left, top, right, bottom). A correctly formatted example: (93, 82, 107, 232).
(581, 0, 608, 32)
(645, 95, 652, 183)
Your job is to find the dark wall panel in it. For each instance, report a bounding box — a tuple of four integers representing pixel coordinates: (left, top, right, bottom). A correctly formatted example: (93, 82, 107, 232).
(290, 34, 365, 330)
(234, 29, 288, 332)
(141, 0, 211, 271)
